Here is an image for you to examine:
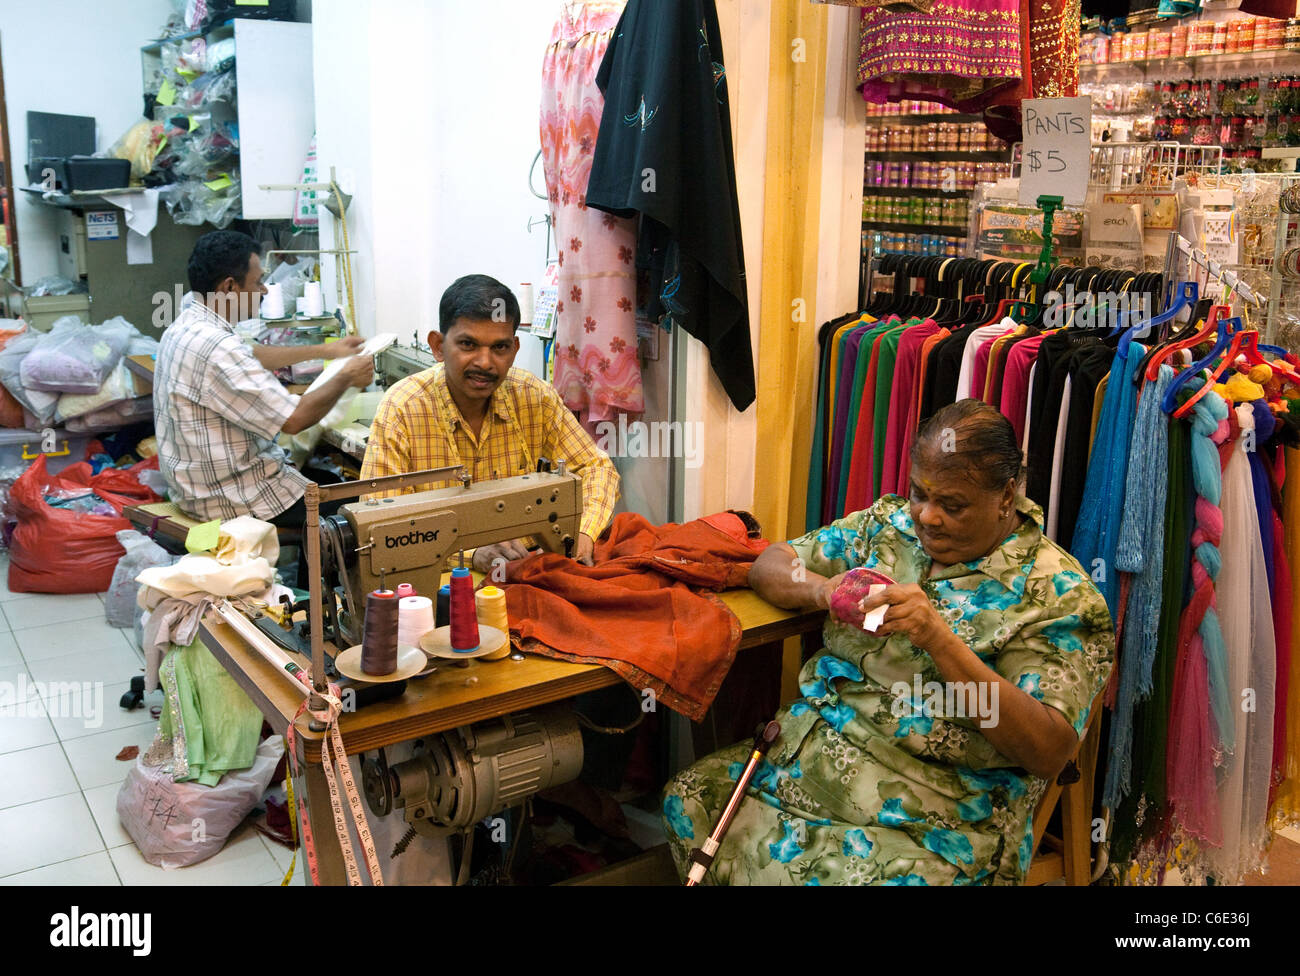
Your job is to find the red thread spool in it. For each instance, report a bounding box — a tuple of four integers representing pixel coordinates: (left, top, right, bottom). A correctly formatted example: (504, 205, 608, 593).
(448, 567, 480, 652)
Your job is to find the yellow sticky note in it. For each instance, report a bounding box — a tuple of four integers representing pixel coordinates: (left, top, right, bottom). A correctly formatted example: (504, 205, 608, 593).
(185, 519, 221, 554)
(177, 68, 200, 82)
(204, 174, 233, 191)
(236, 0, 270, 5)
(157, 79, 177, 106)
(188, 116, 199, 132)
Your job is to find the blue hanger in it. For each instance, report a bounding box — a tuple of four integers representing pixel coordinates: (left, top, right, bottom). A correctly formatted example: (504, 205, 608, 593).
(1116, 281, 1197, 354)
(1160, 313, 1243, 414)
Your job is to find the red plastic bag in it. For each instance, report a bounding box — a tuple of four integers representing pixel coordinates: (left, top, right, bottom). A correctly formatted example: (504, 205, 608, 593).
(7, 454, 162, 593)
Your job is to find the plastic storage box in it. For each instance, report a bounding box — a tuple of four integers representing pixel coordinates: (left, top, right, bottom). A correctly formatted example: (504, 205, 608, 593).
(0, 428, 93, 476)
(64, 158, 131, 192)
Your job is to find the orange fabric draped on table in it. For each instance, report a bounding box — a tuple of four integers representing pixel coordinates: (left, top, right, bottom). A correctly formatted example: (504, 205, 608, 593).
(503, 511, 771, 721)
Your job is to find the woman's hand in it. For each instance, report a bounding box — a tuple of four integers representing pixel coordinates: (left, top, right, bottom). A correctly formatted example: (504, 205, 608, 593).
(816, 572, 848, 611)
(860, 583, 953, 654)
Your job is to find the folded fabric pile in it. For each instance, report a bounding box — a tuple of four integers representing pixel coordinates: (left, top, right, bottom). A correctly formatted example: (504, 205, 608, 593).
(504, 511, 770, 721)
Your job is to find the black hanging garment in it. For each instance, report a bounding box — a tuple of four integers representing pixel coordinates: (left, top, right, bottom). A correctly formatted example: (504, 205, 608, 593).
(585, 0, 756, 412)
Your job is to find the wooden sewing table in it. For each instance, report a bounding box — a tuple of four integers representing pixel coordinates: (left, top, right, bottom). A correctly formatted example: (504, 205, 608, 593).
(198, 588, 826, 885)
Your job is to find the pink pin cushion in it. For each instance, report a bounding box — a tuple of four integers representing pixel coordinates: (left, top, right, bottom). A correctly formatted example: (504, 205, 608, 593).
(828, 568, 896, 629)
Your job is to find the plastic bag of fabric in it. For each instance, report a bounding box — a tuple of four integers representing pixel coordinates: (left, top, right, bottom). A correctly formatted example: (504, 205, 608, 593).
(0, 321, 29, 428)
(25, 275, 83, 297)
(7, 454, 162, 593)
(22, 317, 135, 394)
(107, 119, 167, 183)
(65, 396, 154, 432)
(56, 360, 134, 421)
(116, 735, 283, 869)
(106, 530, 175, 627)
(0, 328, 58, 426)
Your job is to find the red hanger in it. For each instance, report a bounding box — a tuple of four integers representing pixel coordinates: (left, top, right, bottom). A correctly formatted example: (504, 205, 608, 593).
(1144, 304, 1230, 383)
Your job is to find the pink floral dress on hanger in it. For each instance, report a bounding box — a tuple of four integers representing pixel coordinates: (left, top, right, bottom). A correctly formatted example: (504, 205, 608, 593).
(540, 0, 644, 429)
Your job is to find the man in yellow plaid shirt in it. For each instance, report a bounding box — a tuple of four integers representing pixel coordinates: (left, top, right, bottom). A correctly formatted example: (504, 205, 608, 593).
(360, 274, 619, 568)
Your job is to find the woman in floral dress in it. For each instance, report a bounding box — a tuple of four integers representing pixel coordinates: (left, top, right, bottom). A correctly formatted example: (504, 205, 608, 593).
(663, 400, 1113, 885)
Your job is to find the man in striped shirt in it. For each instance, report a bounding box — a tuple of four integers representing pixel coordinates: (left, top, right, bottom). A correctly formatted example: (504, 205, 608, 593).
(360, 275, 619, 567)
(154, 231, 375, 533)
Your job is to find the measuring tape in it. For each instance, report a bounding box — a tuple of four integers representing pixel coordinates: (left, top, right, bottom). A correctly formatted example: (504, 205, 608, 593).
(286, 689, 385, 886)
(281, 764, 297, 887)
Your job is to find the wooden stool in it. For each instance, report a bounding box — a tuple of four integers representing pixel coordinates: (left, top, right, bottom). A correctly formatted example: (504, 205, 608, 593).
(1025, 689, 1106, 886)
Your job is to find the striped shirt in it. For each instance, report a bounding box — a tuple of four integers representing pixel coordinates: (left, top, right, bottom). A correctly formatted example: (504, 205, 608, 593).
(360, 365, 618, 539)
(153, 296, 306, 521)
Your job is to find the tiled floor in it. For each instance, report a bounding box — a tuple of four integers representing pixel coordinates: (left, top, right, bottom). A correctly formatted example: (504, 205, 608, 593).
(0, 554, 301, 886)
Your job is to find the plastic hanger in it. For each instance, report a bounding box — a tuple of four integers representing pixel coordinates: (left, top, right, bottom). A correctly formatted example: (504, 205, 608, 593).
(1117, 281, 1197, 351)
(1160, 311, 1242, 415)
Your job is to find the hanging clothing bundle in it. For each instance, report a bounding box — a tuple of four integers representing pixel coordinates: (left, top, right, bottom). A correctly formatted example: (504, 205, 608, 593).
(585, 0, 756, 412)
(809, 256, 1300, 883)
(854, 0, 1081, 141)
(540, 0, 644, 430)
(807, 255, 1163, 537)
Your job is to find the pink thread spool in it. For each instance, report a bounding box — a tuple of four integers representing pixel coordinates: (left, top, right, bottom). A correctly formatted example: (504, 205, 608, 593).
(396, 583, 416, 599)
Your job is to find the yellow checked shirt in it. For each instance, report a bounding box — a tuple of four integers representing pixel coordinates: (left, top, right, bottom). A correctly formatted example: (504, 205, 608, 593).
(360, 364, 619, 540)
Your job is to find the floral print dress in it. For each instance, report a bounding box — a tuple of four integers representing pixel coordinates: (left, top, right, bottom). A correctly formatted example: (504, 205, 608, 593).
(540, 0, 644, 429)
(663, 494, 1113, 885)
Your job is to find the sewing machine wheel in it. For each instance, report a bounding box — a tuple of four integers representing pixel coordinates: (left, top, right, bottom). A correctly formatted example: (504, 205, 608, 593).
(320, 513, 360, 645)
(362, 748, 394, 817)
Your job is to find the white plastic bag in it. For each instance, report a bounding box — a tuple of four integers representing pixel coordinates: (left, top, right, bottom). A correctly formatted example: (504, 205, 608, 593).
(116, 735, 284, 869)
(21, 316, 135, 394)
(56, 360, 134, 421)
(106, 529, 175, 628)
(0, 328, 61, 427)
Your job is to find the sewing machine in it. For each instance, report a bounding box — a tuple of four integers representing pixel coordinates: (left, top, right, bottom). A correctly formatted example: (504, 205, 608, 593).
(319, 464, 582, 648)
(376, 338, 437, 387)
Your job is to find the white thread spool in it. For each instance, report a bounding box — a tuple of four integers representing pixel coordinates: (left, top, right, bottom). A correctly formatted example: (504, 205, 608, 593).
(304, 280, 325, 317)
(296, 296, 309, 316)
(518, 283, 535, 326)
(261, 282, 285, 319)
(397, 595, 435, 648)
(475, 586, 511, 660)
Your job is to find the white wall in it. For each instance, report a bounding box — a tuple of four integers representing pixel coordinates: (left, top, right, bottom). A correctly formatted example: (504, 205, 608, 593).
(1, 0, 175, 285)
(313, 0, 555, 376)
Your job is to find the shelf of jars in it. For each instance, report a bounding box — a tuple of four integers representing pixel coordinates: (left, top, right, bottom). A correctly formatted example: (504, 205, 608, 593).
(1083, 73, 1300, 168)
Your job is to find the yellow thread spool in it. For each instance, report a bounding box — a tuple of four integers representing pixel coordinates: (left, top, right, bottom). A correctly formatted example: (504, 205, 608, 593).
(476, 586, 511, 660)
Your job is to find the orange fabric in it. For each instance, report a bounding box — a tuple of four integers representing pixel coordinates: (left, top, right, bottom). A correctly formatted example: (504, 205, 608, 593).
(0, 325, 26, 428)
(504, 511, 770, 721)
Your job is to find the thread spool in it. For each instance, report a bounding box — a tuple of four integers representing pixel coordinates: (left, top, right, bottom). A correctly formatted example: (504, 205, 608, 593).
(296, 296, 309, 316)
(448, 568, 479, 652)
(396, 582, 416, 599)
(475, 586, 511, 660)
(397, 595, 435, 648)
(436, 584, 451, 629)
(360, 589, 399, 675)
(261, 282, 285, 319)
(518, 283, 535, 326)
(304, 280, 325, 317)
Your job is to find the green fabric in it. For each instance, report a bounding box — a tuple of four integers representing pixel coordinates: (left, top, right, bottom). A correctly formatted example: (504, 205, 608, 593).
(836, 320, 893, 517)
(805, 329, 837, 532)
(663, 494, 1115, 885)
(870, 321, 912, 499)
(1111, 415, 1193, 864)
(157, 635, 264, 787)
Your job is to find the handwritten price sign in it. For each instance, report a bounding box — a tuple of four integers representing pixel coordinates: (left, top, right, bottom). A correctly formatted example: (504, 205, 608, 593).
(1018, 97, 1092, 208)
